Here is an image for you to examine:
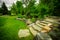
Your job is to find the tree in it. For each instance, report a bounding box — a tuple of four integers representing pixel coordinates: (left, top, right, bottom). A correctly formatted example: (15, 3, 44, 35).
(1, 2, 8, 15)
(22, 0, 31, 7)
(41, 0, 60, 17)
(0, 8, 2, 15)
(11, 3, 17, 15)
(24, 0, 36, 18)
(11, 1, 23, 15)
(16, 1, 23, 14)
(35, 0, 49, 19)
(0, 8, 1, 12)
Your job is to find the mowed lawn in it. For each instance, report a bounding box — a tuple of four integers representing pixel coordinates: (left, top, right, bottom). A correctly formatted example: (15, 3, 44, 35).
(0, 16, 33, 40)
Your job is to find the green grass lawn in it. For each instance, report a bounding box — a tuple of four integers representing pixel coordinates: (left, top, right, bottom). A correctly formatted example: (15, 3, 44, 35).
(0, 16, 33, 40)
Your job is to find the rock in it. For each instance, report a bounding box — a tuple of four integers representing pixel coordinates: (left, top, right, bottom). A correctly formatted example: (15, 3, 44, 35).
(41, 27, 51, 33)
(30, 23, 42, 31)
(45, 18, 57, 23)
(28, 25, 38, 36)
(18, 29, 30, 38)
(36, 21, 44, 28)
(26, 19, 32, 25)
(16, 18, 21, 20)
(36, 20, 40, 24)
(36, 20, 52, 33)
(33, 32, 52, 40)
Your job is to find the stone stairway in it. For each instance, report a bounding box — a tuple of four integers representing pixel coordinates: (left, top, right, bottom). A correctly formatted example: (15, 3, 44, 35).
(17, 16, 60, 39)
(28, 21, 51, 36)
(27, 18, 60, 40)
(28, 18, 60, 36)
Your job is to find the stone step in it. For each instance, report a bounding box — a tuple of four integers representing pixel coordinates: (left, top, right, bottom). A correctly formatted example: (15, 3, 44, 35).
(40, 21, 52, 24)
(35, 22, 51, 31)
(27, 18, 60, 36)
(28, 26, 38, 36)
(45, 18, 57, 23)
(37, 20, 53, 26)
(30, 23, 42, 32)
(28, 22, 51, 35)
(28, 24, 51, 36)
(36, 20, 45, 26)
(36, 20, 52, 27)
(44, 18, 60, 25)
(18, 29, 30, 38)
(46, 16, 60, 19)
(36, 32, 52, 40)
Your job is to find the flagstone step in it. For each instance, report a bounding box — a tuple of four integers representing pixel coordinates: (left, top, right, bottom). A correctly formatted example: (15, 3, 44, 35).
(18, 29, 30, 38)
(36, 23, 51, 30)
(28, 25, 39, 36)
(36, 20, 52, 26)
(28, 22, 51, 36)
(30, 23, 42, 32)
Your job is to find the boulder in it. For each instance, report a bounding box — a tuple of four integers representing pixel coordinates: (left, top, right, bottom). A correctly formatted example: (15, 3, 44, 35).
(18, 29, 30, 38)
(33, 32, 52, 40)
(28, 24, 38, 36)
(26, 19, 32, 25)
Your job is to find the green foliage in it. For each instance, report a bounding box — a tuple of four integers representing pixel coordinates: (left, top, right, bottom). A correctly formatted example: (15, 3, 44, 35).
(53, 0, 60, 16)
(10, 0, 60, 18)
(11, 3, 17, 15)
(34, 2, 49, 19)
(25, 0, 36, 18)
(16, 1, 23, 14)
(18, 14, 25, 18)
(11, 0, 50, 19)
(31, 18, 36, 22)
(41, 0, 60, 17)
(11, 1, 23, 15)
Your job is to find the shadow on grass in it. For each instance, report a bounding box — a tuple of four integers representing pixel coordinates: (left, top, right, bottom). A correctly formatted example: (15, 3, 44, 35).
(0, 17, 7, 40)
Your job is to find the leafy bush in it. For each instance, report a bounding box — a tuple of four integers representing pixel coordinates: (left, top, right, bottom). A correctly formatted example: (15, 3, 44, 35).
(18, 14, 24, 18)
(10, 0, 60, 19)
